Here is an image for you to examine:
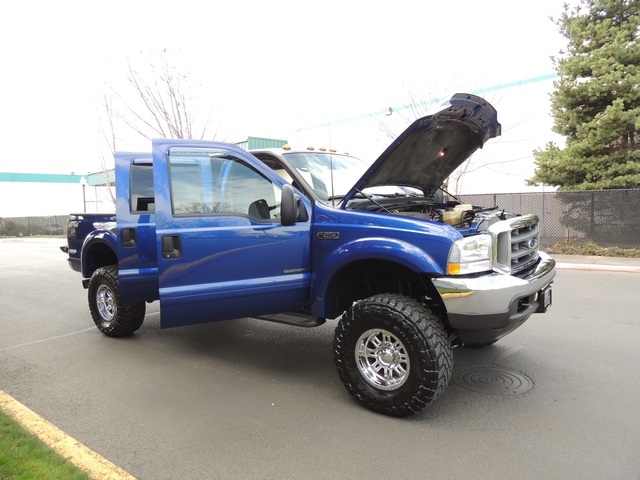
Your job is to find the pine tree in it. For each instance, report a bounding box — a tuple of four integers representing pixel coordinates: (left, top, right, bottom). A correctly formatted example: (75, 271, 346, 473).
(528, 0, 640, 190)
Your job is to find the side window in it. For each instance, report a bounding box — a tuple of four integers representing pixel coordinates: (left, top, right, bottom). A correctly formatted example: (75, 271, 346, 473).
(222, 161, 282, 220)
(170, 162, 207, 214)
(130, 163, 154, 213)
(168, 152, 281, 221)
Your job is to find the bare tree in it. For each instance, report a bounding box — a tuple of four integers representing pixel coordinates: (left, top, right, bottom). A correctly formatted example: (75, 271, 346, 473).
(114, 51, 216, 140)
(375, 87, 511, 196)
(374, 89, 439, 142)
(106, 49, 219, 142)
(96, 91, 117, 205)
(96, 50, 221, 207)
(374, 89, 476, 195)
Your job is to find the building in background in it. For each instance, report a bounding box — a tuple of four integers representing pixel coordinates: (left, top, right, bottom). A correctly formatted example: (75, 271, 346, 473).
(235, 136, 288, 151)
(0, 172, 114, 218)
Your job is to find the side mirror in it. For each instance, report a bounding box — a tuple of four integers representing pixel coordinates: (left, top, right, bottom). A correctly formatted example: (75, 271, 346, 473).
(281, 184, 308, 226)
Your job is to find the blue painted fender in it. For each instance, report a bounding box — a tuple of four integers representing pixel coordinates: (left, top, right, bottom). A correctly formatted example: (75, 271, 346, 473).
(81, 229, 118, 279)
(310, 236, 444, 317)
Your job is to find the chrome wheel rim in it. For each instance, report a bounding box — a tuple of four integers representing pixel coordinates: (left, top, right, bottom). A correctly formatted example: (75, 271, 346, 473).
(96, 284, 116, 322)
(355, 328, 410, 391)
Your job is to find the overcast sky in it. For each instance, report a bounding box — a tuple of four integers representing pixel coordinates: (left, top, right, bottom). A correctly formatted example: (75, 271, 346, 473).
(0, 0, 568, 184)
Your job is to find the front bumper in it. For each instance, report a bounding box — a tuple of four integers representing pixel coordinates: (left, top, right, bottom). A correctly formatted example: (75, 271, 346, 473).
(432, 251, 556, 345)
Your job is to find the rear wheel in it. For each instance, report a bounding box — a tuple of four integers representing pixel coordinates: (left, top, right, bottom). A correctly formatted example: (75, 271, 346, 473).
(88, 265, 145, 337)
(333, 294, 453, 417)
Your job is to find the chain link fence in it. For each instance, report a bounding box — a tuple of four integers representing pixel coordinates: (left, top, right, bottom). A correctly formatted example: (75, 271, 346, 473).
(457, 188, 640, 249)
(0, 215, 69, 237)
(2, 189, 640, 249)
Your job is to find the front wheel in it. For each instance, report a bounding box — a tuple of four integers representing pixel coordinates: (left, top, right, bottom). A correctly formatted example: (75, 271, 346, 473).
(88, 265, 145, 337)
(333, 294, 453, 417)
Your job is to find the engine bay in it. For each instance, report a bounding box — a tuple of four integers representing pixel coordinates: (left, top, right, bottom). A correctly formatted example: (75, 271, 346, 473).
(346, 194, 516, 234)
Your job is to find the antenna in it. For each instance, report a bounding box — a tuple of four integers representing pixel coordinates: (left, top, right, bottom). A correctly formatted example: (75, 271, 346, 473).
(330, 153, 335, 207)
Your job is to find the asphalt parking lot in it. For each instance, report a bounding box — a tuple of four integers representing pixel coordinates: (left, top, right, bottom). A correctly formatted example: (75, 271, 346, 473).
(1, 238, 639, 479)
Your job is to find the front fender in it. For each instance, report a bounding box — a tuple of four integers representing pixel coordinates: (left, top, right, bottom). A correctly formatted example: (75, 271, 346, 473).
(81, 229, 118, 279)
(310, 237, 444, 316)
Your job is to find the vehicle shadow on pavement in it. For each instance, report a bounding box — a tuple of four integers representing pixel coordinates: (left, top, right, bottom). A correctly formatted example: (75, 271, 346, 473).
(98, 306, 556, 423)
(129, 311, 541, 421)
(141, 313, 339, 382)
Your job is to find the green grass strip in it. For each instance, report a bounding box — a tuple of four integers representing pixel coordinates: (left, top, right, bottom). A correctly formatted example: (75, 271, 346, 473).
(0, 409, 90, 480)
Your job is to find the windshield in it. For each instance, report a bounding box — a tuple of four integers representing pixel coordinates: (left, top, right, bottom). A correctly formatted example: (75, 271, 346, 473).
(282, 152, 368, 202)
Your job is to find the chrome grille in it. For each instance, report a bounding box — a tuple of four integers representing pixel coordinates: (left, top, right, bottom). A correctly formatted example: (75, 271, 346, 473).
(510, 220, 539, 272)
(490, 215, 540, 274)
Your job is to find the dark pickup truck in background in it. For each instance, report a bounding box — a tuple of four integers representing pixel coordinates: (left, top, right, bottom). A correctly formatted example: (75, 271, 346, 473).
(61, 93, 555, 416)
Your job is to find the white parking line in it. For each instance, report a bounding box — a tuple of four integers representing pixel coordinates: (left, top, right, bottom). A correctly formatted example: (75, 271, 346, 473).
(0, 327, 96, 352)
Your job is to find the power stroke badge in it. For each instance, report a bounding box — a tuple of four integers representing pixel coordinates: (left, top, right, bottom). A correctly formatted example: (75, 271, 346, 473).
(317, 232, 340, 240)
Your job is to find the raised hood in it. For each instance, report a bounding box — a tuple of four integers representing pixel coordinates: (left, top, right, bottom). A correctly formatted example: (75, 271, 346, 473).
(343, 93, 501, 203)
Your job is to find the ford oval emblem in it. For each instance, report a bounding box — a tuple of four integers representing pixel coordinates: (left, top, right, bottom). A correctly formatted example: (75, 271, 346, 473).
(528, 238, 537, 248)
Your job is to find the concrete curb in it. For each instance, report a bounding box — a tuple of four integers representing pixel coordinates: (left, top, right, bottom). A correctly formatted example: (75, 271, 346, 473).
(556, 262, 640, 273)
(552, 254, 640, 273)
(0, 389, 135, 480)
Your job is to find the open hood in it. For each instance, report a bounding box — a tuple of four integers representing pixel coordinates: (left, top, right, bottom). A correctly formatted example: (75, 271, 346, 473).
(343, 93, 501, 203)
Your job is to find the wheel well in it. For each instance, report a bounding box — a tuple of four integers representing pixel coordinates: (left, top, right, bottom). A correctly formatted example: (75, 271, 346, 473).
(325, 259, 446, 320)
(84, 242, 117, 278)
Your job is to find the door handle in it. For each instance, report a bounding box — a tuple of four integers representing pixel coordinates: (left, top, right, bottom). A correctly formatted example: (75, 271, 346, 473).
(162, 235, 182, 259)
(121, 228, 137, 247)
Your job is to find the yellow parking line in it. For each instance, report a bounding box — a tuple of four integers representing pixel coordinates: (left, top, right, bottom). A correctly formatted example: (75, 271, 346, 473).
(0, 389, 135, 480)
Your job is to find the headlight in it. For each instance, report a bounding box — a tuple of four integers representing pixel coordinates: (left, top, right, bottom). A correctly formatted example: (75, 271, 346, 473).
(447, 234, 493, 275)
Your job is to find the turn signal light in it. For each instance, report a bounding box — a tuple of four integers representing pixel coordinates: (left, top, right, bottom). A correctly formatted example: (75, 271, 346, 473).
(447, 263, 461, 275)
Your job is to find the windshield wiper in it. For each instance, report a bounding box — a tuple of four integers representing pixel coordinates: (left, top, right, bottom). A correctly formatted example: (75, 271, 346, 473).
(354, 188, 393, 213)
(365, 192, 410, 198)
(326, 193, 368, 202)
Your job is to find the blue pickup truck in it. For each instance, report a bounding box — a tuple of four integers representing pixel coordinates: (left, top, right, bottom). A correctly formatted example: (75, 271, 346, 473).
(62, 93, 555, 416)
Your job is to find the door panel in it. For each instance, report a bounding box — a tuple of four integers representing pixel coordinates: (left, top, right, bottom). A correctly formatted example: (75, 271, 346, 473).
(152, 139, 312, 328)
(115, 153, 158, 302)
